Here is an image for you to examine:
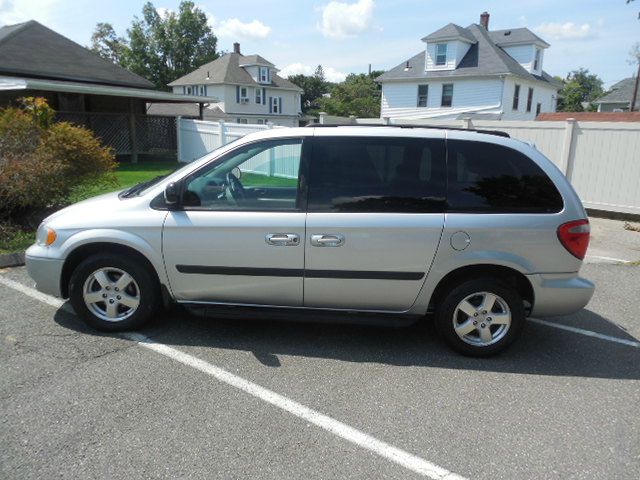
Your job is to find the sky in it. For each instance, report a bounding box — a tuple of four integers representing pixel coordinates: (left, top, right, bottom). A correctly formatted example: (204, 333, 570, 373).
(0, 0, 638, 87)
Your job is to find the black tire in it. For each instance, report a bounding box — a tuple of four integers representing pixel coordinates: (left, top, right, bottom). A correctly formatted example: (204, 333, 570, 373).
(435, 277, 525, 357)
(69, 253, 161, 331)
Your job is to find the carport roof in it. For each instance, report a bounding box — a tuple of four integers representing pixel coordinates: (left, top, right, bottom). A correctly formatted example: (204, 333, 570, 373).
(0, 76, 215, 103)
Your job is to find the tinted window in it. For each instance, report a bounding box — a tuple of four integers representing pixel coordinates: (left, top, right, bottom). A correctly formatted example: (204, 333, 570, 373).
(446, 140, 563, 213)
(308, 137, 446, 213)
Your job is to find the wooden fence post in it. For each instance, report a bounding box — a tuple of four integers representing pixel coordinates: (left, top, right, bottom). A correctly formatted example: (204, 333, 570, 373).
(560, 118, 577, 178)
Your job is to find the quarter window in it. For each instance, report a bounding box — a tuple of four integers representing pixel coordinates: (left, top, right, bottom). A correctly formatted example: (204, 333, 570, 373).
(446, 140, 563, 213)
(435, 44, 447, 66)
(183, 139, 303, 211)
(417, 85, 429, 107)
(441, 84, 453, 107)
(308, 137, 446, 213)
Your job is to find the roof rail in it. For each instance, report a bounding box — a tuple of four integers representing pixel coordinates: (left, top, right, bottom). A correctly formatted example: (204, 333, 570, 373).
(306, 123, 510, 138)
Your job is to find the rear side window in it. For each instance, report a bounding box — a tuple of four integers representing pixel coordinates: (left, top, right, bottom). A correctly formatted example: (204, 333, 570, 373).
(308, 137, 446, 213)
(446, 140, 563, 213)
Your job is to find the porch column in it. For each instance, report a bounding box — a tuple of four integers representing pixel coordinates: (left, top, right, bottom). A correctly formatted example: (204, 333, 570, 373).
(128, 98, 138, 163)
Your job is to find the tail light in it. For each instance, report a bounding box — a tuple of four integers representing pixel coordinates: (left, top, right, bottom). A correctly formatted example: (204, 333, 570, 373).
(557, 219, 590, 259)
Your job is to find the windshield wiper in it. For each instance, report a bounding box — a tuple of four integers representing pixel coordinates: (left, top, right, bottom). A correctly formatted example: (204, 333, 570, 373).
(119, 175, 167, 198)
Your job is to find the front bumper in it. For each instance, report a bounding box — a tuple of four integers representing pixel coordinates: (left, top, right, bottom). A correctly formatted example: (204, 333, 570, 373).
(25, 247, 64, 298)
(527, 272, 595, 317)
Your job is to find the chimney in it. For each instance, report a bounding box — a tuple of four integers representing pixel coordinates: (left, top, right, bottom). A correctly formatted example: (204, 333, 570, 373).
(480, 11, 490, 30)
(233, 42, 241, 54)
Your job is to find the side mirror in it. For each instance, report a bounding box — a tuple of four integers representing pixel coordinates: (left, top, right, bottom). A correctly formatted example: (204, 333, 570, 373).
(164, 182, 179, 206)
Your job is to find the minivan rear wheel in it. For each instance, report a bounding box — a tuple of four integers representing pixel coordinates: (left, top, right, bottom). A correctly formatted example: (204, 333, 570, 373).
(435, 277, 524, 356)
(69, 253, 160, 331)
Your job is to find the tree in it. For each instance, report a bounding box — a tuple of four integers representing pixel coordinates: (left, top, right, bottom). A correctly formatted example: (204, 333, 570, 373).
(288, 65, 331, 113)
(90, 23, 128, 64)
(90, 1, 218, 89)
(556, 68, 604, 112)
(627, 0, 639, 20)
(318, 73, 381, 118)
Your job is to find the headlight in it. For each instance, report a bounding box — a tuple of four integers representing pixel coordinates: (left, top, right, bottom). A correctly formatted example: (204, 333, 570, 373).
(36, 224, 57, 246)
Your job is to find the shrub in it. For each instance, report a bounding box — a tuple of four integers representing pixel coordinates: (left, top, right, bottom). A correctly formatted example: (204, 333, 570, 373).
(0, 97, 116, 222)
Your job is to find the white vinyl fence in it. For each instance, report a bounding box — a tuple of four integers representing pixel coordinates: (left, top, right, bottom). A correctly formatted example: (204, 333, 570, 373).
(178, 115, 640, 215)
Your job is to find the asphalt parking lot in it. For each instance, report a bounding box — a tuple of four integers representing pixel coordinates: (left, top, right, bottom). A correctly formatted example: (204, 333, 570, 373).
(1, 253, 639, 480)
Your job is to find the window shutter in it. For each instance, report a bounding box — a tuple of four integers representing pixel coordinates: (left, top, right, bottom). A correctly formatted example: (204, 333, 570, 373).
(262, 88, 266, 105)
(269, 97, 273, 113)
(236, 85, 240, 103)
(279, 97, 283, 115)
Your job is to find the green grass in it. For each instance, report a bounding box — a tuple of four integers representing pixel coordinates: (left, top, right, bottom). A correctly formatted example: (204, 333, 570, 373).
(241, 172, 297, 187)
(0, 228, 33, 255)
(69, 161, 181, 203)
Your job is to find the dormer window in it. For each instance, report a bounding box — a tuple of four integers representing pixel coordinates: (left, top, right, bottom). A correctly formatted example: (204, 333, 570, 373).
(533, 48, 541, 71)
(259, 66, 270, 83)
(435, 44, 447, 66)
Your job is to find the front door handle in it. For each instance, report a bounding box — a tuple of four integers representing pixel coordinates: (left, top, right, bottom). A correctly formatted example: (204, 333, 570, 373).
(310, 234, 345, 247)
(266, 233, 300, 246)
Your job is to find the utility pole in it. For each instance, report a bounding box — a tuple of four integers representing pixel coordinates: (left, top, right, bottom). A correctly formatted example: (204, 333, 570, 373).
(631, 62, 640, 112)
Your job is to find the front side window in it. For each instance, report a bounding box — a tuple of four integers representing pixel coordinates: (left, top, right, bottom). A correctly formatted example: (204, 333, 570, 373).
(441, 84, 453, 107)
(526, 87, 534, 112)
(513, 84, 520, 110)
(417, 85, 429, 107)
(183, 138, 303, 211)
(446, 140, 563, 213)
(308, 137, 446, 213)
(435, 43, 447, 66)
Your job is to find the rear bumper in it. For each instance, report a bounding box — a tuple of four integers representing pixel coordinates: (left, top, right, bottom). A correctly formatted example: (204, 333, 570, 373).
(527, 273, 594, 316)
(25, 249, 64, 298)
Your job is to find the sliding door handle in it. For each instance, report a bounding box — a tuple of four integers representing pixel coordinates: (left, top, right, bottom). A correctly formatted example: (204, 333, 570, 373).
(310, 234, 345, 247)
(266, 233, 300, 246)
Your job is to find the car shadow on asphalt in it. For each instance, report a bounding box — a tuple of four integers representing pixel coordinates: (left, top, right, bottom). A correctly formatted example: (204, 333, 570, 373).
(53, 305, 640, 381)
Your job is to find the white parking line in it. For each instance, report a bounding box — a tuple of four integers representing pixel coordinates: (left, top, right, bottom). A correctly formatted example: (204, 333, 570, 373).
(0, 275, 466, 480)
(584, 255, 632, 264)
(528, 318, 640, 348)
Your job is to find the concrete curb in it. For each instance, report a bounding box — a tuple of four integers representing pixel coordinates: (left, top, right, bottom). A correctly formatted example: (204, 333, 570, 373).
(0, 252, 25, 268)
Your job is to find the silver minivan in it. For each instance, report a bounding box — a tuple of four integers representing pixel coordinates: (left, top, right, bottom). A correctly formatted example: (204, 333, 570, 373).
(26, 126, 594, 356)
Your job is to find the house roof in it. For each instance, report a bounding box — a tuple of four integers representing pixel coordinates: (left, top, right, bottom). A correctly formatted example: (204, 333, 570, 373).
(239, 54, 275, 67)
(488, 28, 549, 47)
(0, 20, 154, 89)
(421, 23, 476, 43)
(593, 77, 639, 105)
(168, 52, 302, 91)
(537, 112, 640, 122)
(146, 103, 233, 120)
(376, 23, 558, 89)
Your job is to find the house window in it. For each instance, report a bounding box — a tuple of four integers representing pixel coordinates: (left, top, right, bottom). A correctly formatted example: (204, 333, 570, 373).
(237, 118, 248, 124)
(259, 67, 269, 83)
(255, 87, 262, 104)
(435, 44, 447, 66)
(533, 49, 541, 71)
(270, 96, 281, 114)
(526, 88, 534, 112)
(240, 86, 248, 101)
(186, 86, 192, 95)
(257, 119, 264, 125)
(417, 85, 428, 107)
(536, 103, 542, 116)
(441, 84, 453, 107)
(513, 84, 520, 110)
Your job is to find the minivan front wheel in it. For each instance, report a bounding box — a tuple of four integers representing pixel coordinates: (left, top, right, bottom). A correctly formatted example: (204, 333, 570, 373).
(69, 254, 160, 331)
(435, 278, 524, 356)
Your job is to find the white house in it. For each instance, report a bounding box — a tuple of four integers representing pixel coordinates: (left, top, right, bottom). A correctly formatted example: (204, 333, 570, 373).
(376, 12, 560, 121)
(168, 43, 303, 127)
